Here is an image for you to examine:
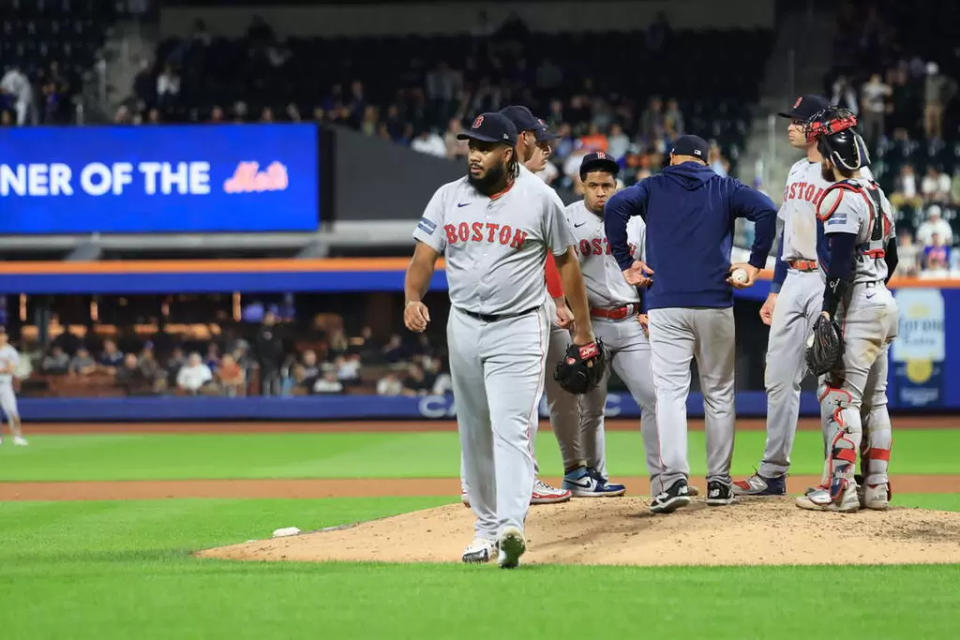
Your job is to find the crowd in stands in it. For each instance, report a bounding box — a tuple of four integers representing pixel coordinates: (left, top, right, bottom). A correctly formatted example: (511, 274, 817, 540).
(13, 309, 451, 399)
(826, 0, 960, 276)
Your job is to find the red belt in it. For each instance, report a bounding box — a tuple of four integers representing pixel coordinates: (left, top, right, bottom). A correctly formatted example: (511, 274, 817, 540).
(590, 304, 640, 320)
(789, 259, 818, 272)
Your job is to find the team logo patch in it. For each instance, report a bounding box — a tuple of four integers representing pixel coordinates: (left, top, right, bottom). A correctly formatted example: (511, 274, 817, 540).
(826, 213, 848, 226)
(793, 96, 803, 109)
(417, 217, 437, 235)
(472, 115, 484, 129)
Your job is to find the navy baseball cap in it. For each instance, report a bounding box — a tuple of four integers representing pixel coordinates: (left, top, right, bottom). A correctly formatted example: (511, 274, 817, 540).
(778, 94, 830, 120)
(499, 105, 541, 132)
(670, 135, 709, 162)
(579, 152, 619, 180)
(457, 112, 518, 146)
(534, 117, 557, 143)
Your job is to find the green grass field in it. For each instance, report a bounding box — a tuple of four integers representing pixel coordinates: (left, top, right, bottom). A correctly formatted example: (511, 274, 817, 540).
(1, 428, 958, 481)
(1, 428, 958, 639)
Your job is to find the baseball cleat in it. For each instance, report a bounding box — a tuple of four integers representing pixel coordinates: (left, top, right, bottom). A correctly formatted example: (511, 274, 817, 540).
(461, 537, 497, 564)
(497, 526, 526, 569)
(733, 473, 786, 496)
(461, 490, 470, 508)
(862, 482, 891, 510)
(12, 436, 28, 446)
(795, 478, 860, 512)
(650, 478, 692, 514)
(686, 485, 700, 497)
(531, 478, 572, 505)
(705, 480, 736, 506)
(562, 467, 626, 497)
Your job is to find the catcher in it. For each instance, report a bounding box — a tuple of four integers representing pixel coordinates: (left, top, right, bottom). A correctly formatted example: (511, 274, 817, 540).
(799, 107, 899, 513)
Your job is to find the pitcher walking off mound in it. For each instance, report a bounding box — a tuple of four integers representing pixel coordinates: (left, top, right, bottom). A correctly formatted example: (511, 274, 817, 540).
(404, 112, 599, 568)
(605, 135, 776, 513)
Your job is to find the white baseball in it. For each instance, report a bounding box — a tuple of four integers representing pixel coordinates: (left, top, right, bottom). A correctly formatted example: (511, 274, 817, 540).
(730, 268, 748, 284)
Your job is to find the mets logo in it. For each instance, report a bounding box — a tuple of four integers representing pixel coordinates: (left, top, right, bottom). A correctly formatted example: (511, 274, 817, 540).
(793, 96, 803, 109)
(472, 115, 484, 129)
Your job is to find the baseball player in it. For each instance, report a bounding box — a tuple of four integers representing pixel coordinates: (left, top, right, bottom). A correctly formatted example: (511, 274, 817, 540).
(404, 112, 600, 568)
(0, 327, 28, 446)
(559, 152, 662, 496)
(796, 108, 898, 512)
(499, 104, 576, 503)
(734, 94, 832, 496)
(605, 135, 776, 513)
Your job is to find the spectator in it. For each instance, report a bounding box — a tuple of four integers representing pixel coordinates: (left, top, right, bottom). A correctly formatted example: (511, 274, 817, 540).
(607, 123, 630, 160)
(639, 96, 666, 144)
(312, 371, 344, 394)
(138, 346, 165, 392)
(860, 73, 891, 148)
(410, 128, 447, 157)
(256, 311, 284, 395)
(210, 105, 225, 123)
(831, 75, 858, 115)
(156, 65, 181, 110)
(0, 109, 12, 126)
(897, 230, 921, 277)
(360, 105, 378, 136)
(663, 98, 685, 137)
(260, 106, 274, 123)
(116, 353, 151, 395)
(335, 354, 361, 387)
(293, 349, 320, 393)
(916, 205, 953, 246)
(579, 123, 609, 153)
(382, 334, 406, 363)
(923, 62, 957, 140)
(177, 352, 213, 395)
(205, 342, 220, 371)
(891, 164, 923, 209)
(286, 103, 302, 123)
(376, 372, 403, 396)
(99, 339, 124, 371)
(923, 233, 951, 272)
(217, 353, 246, 397)
(535, 57, 563, 90)
(0, 65, 36, 125)
(402, 363, 431, 396)
(42, 346, 70, 374)
(69, 348, 97, 376)
(166, 346, 186, 385)
(646, 11, 672, 52)
(921, 168, 951, 204)
(132, 58, 154, 108)
(709, 142, 730, 177)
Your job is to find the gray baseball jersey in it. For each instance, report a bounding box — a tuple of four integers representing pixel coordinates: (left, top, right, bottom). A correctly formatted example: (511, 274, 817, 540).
(414, 172, 575, 541)
(561, 201, 664, 491)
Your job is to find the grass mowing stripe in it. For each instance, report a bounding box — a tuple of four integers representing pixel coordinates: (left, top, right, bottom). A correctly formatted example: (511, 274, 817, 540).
(2, 429, 959, 481)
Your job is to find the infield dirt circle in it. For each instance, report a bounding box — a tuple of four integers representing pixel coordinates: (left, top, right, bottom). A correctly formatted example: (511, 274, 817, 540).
(200, 497, 960, 566)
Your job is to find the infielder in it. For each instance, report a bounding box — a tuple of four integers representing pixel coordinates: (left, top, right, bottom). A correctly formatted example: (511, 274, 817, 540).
(0, 327, 28, 446)
(404, 112, 600, 568)
(560, 152, 662, 496)
(734, 94, 832, 496)
(605, 135, 776, 513)
(796, 108, 898, 512)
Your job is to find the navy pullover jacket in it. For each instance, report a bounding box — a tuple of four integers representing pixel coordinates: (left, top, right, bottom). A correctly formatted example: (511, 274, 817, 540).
(604, 162, 777, 310)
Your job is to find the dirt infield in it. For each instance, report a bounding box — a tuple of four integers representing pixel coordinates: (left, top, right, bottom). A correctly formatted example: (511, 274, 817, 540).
(20, 415, 960, 434)
(2, 474, 958, 501)
(198, 498, 960, 567)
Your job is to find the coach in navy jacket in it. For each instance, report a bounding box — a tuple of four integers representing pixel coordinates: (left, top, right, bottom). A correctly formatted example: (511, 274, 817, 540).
(605, 135, 776, 308)
(602, 134, 777, 513)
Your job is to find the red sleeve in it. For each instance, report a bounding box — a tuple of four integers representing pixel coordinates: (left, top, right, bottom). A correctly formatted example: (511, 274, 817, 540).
(544, 252, 564, 298)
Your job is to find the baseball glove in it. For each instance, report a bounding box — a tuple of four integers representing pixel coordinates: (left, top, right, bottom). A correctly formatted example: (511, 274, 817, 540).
(554, 340, 607, 394)
(806, 315, 844, 376)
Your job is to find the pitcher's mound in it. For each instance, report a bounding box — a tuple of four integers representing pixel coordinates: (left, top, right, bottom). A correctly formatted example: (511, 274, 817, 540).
(198, 497, 960, 566)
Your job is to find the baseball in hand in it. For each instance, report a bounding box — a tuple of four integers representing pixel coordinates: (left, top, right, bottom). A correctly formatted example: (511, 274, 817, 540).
(730, 268, 748, 284)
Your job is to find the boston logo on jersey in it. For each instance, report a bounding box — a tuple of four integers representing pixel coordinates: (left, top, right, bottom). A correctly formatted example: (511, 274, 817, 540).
(444, 222, 527, 248)
(576, 238, 636, 257)
(783, 180, 825, 205)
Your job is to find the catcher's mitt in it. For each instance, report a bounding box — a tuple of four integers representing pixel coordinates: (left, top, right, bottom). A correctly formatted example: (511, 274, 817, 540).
(806, 315, 844, 376)
(554, 339, 606, 394)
